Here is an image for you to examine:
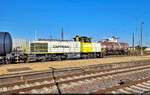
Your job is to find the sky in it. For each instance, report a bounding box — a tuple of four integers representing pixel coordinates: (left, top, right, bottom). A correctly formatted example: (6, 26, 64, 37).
(0, 0, 150, 46)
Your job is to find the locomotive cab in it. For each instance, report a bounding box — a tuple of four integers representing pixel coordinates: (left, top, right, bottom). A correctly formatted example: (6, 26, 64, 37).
(74, 36, 92, 53)
(74, 35, 103, 59)
(74, 35, 91, 43)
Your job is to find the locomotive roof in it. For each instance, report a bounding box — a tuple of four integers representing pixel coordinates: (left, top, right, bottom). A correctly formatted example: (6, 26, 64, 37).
(30, 40, 77, 43)
(38, 39, 73, 41)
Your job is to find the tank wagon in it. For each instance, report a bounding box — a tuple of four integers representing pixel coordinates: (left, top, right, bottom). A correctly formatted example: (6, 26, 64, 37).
(100, 42, 129, 55)
(0, 32, 12, 63)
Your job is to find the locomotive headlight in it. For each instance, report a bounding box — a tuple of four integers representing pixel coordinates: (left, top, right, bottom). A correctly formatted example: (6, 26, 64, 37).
(6, 56, 11, 60)
(0, 56, 2, 60)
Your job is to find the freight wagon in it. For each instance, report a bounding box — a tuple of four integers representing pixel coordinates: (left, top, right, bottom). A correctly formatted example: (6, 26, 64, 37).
(100, 42, 129, 55)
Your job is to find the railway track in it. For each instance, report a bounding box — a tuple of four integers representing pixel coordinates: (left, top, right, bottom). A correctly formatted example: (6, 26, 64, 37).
(1, 60, 150, 85)
(95, 77, 150, 94)
(1, 62, 150, 94)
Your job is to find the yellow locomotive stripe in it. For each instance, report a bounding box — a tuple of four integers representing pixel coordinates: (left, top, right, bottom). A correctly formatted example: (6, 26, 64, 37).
(81, 43, 93, 53)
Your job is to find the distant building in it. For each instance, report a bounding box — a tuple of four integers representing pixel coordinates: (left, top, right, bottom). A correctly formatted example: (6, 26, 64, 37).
(101, 36, 118, 43)
(145, 47, 150, 51)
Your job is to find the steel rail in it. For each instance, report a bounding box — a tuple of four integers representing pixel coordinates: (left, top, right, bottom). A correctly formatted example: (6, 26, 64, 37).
(0, 62, 150, 88)
(95, 77, 150, 94)
(1, 63, 150, 94)
(1, 59, 150, 80)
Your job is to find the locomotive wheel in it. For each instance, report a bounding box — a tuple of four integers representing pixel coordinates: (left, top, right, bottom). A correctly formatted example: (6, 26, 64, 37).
(47, 57, 52, 61)
(81, 55, 87, 59)
(87, 54, 91, 59)
(41, 58, 46, 62)
(61, 55, 67, 60)
(57, 55, 62, 61)
(5, 60, 12, 64)
(101, 53, 104, 58)
(90, 54, 94, 59)
(93, 54, 97, 58)
(24, 58, 29, 63)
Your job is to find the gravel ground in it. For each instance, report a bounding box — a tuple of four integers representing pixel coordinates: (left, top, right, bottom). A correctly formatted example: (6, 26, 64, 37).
(0, 55, 150, 75)
(40, 69, 150, 94)
(1, 63, 150, 94)
(13, 67, 150, 94)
